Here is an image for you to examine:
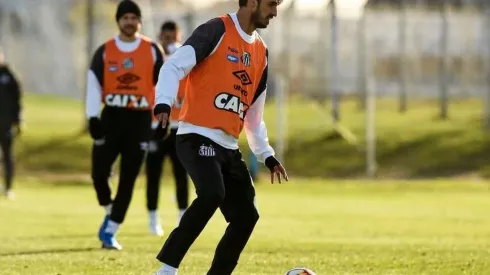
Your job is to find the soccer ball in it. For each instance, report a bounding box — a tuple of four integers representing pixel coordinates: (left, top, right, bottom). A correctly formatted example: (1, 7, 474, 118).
(284, 267, 317, 275)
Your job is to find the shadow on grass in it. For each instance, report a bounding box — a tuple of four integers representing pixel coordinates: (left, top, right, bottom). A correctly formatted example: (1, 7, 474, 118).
(0, 247, 97, 257)
(11, 125, 490, 179)
(284, 128, 490, 178)
(15, 130, 92, 174)
(4, 232, 150, 241)
(16, 130, 85, 159)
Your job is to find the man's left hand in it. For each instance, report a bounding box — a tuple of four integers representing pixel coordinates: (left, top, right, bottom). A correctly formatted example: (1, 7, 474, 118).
(265, 156, 289, 184)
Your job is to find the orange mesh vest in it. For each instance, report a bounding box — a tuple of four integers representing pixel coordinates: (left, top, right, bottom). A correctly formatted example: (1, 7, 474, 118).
(169, 77, 188, 122)
(179, 15, 267, 138)
(102, 36, 155, 110)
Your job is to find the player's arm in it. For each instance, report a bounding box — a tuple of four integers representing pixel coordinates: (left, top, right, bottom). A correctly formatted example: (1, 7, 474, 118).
(85, 45, 105, 140)
(151, 42, 165, 85)
(244, 50, 288, 183)
(5, 66, 22, 126)
(153, 17, 225, 127)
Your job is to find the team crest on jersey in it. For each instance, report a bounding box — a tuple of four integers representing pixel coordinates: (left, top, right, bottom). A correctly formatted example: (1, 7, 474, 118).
(122, 58, 134, 69)
(241, 52, 251, 67)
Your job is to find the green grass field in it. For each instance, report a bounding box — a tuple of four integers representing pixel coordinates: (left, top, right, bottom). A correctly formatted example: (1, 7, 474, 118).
(12, 93, 490, 178)
(1, 178, 490, 274)
(2, 94, 490, 274)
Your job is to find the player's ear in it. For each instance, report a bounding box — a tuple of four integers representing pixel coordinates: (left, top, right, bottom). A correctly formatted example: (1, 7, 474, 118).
(251, 0, 259, 10)
(177, 31, 182, 43)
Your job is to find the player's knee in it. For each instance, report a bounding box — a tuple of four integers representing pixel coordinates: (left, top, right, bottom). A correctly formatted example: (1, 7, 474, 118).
(174, 173, 187, 185)
(198, 187, 225, 207)
(91, 172, 101, 182)
(236, 205, 259, 228)
(247, 207, 260, 225)
(175, 177, 189, 192)
(91, 170, 110, 183)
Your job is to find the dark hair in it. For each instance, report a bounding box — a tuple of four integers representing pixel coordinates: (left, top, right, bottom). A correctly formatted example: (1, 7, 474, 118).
(239, 0, 248, 7)
(160, 21, 178, 32)
(239, 0, 282, 7)
(115, 0, 142, 22)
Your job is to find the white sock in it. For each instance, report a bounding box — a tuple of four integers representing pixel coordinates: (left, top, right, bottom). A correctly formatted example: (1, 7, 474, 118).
(105, 220, 120, 235)
(149, 210, 159, 222)
(103, 204, 113, 216)
(156, 263, 178, 275)
(178, 209, 186, 219)
(177, 209, 186, 224)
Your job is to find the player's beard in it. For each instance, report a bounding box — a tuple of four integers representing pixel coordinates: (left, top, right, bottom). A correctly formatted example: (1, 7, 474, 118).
(252, 10, 272, 29)
(120, 25, 138, 38)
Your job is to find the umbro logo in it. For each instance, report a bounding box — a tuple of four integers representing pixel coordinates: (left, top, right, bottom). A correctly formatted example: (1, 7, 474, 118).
(117, 73, 140, 85)
(232, 70, 252, 86)
(199, 144, 215, 157)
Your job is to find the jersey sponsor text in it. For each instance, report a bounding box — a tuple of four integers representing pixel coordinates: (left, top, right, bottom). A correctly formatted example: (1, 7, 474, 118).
(214, 93, 248, 120)
(104, 93, 150, 109)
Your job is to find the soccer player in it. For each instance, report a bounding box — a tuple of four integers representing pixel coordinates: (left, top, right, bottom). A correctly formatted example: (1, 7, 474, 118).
(152, 0, 287, 274)
(0, 46, 21, 200)
(158, 21, 183, 57)
(145, 21, 189, 236)
(85, 0, 164, 250)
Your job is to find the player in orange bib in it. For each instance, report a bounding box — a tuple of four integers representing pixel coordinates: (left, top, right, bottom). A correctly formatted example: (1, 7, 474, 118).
(152, 1, 287, 274)
(145, 21, 190, 237)
(85, 0, 164, 250)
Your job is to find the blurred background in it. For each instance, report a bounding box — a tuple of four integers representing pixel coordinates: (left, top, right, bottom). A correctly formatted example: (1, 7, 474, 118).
(4, 2, 490, 274)
(1, 0, 490, 180)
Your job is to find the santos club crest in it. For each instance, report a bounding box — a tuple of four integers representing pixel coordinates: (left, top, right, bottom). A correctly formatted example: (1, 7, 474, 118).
(241, 51, 251, 67)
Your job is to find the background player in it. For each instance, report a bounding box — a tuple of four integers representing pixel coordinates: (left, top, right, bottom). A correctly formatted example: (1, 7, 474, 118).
(158, 21, 183, 57)
(152, 0, 287, 274)
(145, 20, 189, 237)
(85, 0, 164, 250)
(0, 46, 22, 200)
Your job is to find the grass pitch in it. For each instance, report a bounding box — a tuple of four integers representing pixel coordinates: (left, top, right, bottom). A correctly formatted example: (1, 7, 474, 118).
(1, 178, 489, 275)
(2, 94, 490, 274)
(12, 93, 490, 178)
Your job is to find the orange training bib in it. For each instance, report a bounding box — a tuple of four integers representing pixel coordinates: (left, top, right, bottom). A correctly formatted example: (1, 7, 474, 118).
(178, 15, 267, 138)
(102, 36, 155, 110)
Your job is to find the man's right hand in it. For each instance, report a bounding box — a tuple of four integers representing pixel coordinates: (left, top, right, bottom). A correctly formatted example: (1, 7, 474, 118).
(88, 117, 104, 140)
(153, 104, 171, 139)
(155, 112, 169, 129)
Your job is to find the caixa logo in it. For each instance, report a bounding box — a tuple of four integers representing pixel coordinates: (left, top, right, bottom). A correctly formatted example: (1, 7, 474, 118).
(214, 93, 249, 120)
(104, 94, 150, 109)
